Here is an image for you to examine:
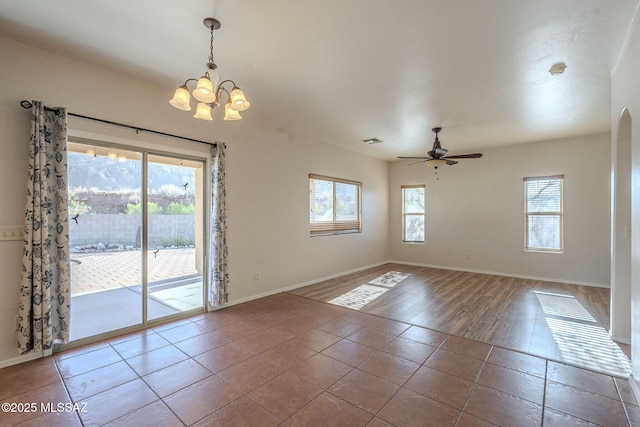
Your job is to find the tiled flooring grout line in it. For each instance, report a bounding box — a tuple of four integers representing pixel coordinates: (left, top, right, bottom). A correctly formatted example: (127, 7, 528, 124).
(111, 340, 189, 427)
(139, 317, 607, 425)
(9, 294, 632, 426)
(51, 354, 85, 426)
(321, 334, 408, 425)
(60, 337, 200, 426)
(611, 374, 634, 427)
(286, 291, 629, 381)
(217, 314, 403, 425)
(448, 345, 493, 426)
(540, 359, 549, 426)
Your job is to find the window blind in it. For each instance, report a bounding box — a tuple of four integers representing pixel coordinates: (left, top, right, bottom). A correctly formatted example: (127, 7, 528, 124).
(402, 185, 425, 243)
(524, 175, 563, 252)
(309, 174, 362, 236)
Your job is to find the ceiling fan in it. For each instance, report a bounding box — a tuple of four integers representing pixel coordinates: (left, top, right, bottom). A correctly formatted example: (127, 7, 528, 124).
(398, 127, 483, 169)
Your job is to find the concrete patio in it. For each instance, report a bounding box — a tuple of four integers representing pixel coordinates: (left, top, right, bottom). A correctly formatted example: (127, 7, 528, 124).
(69, 248, 204, 340)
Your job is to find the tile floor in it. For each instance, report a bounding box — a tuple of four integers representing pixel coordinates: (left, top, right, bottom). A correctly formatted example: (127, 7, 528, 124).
(1, 292, 638, 426)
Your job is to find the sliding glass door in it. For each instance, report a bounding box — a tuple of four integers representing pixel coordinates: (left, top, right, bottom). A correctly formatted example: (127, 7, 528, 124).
(146, 154, 204, 321)
(67, 141, 205, 341)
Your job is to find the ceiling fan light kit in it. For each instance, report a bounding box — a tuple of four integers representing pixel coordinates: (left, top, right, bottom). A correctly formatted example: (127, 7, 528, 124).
(397, 127, 483, 173)
(426, 159, 447, 168)
(169, 17, 251, 121)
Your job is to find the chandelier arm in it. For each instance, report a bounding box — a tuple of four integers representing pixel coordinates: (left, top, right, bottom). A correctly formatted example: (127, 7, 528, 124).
(211, 86, 229, 107)
(217, 79, 237, 90)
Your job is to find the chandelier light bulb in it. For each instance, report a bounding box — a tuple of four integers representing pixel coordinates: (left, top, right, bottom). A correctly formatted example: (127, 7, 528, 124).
(169, 85, 192, 111)
(229, 86, 250, 111)
(193, 75, 215, 103)
(223, 101, 242, 120)
(193, 102, 214, 120)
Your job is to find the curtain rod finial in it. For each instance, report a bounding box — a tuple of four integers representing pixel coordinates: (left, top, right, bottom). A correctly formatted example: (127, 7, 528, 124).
(20, 100, 33, 109)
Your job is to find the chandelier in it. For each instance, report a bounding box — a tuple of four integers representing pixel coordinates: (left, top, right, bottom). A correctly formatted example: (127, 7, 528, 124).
(169, 17, 250, 121)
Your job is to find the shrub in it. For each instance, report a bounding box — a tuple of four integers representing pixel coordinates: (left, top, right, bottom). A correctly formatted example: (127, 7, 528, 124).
(160, 234, 194, 247)
(164, 202, 195, 215)
(69, 200, 92, 215)
(126, 202, 163, 215)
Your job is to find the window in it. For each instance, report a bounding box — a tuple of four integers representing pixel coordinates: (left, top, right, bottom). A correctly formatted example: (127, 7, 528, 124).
(402, 185, 425, 243)
(524, 175, 563, 252)
(309, 174, 361, 236)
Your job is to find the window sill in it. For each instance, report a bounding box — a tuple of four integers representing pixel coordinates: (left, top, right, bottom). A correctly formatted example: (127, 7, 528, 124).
(310, 230, 362, 237)
(525, 248, 563, 254)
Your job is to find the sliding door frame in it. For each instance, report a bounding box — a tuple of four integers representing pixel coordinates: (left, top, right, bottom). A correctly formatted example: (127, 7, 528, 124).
(58, 137, 210, 351)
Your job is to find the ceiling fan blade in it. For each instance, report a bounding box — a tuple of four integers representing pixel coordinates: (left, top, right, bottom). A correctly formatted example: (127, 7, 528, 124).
(446, 160, 458, 166)
(398, 156, 430, 160)
(443, 153, 483, 159)
(408, 160, 428, 166)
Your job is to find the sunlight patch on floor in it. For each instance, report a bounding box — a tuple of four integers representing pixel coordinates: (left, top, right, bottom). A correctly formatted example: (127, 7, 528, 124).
(535, 291, 597, 322)
(534, 291, 630, 377)
(328, 284, 389, 310)
(150, 282, 203, 311)
(328, 271, 410, 310)
(369, 272, 410, 287)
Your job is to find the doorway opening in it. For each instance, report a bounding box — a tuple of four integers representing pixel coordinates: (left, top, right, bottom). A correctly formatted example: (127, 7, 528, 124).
(611, 109, 632, 343)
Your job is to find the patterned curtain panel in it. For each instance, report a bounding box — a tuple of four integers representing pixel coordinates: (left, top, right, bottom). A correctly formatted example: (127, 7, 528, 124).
(17, 101, 71, 354)
(209, 143, 229, 306)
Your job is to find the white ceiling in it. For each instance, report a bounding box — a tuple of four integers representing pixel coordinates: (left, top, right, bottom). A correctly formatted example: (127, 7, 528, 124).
(0, 0, 638, 160)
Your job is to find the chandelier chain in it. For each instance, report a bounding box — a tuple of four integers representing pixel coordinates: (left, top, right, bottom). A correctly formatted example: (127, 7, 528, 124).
(208, 26, 215, 65)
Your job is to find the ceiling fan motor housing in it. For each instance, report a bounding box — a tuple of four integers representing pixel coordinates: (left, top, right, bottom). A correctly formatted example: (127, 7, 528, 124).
(396, 127, 483, 167)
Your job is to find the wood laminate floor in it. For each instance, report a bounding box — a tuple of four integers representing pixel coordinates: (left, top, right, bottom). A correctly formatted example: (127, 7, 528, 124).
(290, 263, 630, 377)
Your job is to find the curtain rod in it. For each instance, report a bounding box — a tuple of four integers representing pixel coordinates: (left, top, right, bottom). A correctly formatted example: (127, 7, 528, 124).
(19, 100, 222, 147)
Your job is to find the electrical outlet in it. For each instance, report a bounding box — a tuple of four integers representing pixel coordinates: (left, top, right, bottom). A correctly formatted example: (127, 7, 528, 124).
(0, 226, 24, 242)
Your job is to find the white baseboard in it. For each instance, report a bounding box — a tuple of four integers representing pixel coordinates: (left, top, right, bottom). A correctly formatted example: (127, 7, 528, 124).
(630, 374, 640, 404)
(0, 349, 51, 369)
(611, 334, 631, 345)
(219, 259, 609, 310)
(221, 261, 389, 308)
(389, 260, 610, 288)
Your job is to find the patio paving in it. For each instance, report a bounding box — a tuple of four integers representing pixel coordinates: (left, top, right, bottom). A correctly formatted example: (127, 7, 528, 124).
(70, 247, 199, 295)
